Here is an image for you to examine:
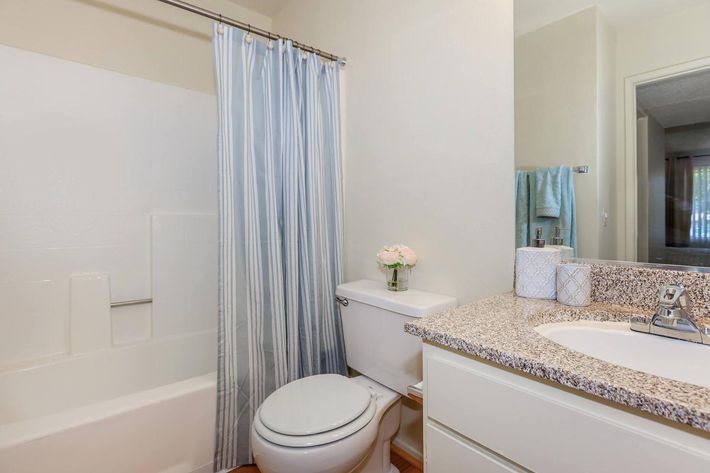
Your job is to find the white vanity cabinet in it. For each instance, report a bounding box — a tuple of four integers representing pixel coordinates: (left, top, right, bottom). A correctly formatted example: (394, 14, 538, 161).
(422, 343, 710, 473)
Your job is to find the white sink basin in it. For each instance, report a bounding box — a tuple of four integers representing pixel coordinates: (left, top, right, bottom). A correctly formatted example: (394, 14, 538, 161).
(535, 321, 710, 388)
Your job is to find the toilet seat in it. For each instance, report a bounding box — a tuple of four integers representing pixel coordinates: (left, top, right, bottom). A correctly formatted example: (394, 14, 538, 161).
(254, 374, 378, 448)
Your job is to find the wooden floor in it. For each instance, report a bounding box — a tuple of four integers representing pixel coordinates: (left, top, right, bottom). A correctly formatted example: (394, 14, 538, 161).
(391, 449, 423, 473)
(230, 449, 422, 473)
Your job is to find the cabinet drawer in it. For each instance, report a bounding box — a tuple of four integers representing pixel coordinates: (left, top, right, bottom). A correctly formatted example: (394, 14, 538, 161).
(426, 423, 525, 473)
(425, 345, 710, 473)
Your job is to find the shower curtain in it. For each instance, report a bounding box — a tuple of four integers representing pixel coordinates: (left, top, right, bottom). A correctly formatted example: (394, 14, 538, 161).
(212, 25, 347, 470)
(666, 156, 693, 247)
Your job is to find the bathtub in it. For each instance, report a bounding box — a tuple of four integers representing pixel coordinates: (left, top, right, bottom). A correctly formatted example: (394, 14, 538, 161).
(0, 330, 217, 473)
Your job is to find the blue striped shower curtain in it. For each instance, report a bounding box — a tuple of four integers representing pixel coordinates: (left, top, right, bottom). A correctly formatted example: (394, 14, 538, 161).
(212, 25, 347, 470)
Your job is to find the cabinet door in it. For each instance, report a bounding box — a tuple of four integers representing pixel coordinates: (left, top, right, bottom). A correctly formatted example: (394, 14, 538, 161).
(426, 423, 526, 473)
(425, 344, 710, 473)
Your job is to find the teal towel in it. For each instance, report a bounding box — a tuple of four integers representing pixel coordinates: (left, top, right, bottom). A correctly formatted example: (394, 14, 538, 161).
(515, 167, 577, 255)
(535, 166, 563, 218)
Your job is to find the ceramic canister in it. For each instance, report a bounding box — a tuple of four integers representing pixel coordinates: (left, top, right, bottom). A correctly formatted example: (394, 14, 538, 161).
(548, 245, 575, 260)
(515, 247, 561, 300)
(556, 263, 592, 307)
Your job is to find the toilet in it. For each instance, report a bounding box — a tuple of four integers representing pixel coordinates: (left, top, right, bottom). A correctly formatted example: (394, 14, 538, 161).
(251, 279, 457, 473)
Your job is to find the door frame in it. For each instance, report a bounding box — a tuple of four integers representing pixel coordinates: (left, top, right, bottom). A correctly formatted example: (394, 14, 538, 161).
(623, 56, 710, 261)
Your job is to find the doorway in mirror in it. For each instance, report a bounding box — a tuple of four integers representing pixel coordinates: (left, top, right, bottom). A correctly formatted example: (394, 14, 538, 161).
(635, 68, 710, 267)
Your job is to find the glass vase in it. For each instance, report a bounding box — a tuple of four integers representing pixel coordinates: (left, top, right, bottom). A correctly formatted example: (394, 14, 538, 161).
(386, 266, 409, 291)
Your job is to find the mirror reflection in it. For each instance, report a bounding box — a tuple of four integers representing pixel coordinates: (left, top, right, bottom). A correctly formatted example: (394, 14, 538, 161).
(636, 70, 710, 266)
(514, 0, 710, 268)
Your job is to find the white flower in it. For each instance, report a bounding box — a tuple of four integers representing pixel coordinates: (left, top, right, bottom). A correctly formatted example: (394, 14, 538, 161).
(400, 246, 417, 266)
(376, 244, 417, 268)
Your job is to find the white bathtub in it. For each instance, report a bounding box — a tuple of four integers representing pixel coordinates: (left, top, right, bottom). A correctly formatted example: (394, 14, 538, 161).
(0, 330, 217, 473)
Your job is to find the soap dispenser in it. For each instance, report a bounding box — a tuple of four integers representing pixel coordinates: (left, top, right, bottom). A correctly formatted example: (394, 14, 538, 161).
(515, 227, 561, 300)
(548, 226, 574, 259)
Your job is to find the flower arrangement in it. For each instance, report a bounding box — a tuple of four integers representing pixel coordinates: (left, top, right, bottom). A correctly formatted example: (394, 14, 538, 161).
(376, 244, 417, 291)
(376, 245, 418, 268)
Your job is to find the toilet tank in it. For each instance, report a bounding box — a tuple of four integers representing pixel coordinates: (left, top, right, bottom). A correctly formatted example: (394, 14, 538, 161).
(336, 280, 457, 395)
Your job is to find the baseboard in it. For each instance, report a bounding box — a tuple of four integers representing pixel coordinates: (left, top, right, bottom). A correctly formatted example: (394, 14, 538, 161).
(191, 462, 214, 473)
(391, 440, 423, 470)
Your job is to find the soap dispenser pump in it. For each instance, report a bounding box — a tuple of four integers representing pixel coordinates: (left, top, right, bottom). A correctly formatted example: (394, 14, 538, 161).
(515, 226, 561, 300)
(548, 226, 574, 259)
(532, 227, 546, 248)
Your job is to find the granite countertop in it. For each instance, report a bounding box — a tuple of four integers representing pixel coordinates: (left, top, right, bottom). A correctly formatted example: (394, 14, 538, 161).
(405, 293, 710, 432)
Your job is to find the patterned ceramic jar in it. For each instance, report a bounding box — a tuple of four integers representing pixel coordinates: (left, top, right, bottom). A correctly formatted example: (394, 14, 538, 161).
(556, 263, 592, 307)
(515, 247, 561, 300)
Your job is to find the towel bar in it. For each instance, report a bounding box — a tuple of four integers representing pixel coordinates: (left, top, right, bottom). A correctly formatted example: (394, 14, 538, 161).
(517, 165, 589, 174)
(110, 298, 152, 308)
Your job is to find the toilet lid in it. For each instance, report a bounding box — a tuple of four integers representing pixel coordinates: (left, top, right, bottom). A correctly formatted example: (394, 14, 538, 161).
(253, 397, 377, 448)
(259, 374, 373, 436)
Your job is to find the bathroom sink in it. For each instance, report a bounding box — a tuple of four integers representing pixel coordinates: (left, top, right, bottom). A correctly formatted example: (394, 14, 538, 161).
(535, 321, 710, 388)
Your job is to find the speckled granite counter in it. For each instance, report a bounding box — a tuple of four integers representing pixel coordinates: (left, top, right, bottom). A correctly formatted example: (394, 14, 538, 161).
(405, 293, 710, 432)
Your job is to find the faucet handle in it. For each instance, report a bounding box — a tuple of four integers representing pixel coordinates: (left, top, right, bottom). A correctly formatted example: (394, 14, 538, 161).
(658, 284, 690, 309)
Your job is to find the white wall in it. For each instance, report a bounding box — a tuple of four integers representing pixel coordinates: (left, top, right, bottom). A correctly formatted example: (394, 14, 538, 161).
(666, 122, 710, 153)
(272, 0, 514, 460)
(0, 0, 272, 367)
(636, 116, 650, 262)
(615, 2, 710, 259)
(515, 8, 601, 258)
(636, 115, 666, 263)
(0, 45, 217, 365)
(273, 0, 515, 304)
(647, 115, 666, 263)
(0, 0, 271, 94)
(596, 11, 618, 260)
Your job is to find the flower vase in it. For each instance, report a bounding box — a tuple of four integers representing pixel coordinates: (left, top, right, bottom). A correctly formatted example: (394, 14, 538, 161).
(386, 266, 409, 291)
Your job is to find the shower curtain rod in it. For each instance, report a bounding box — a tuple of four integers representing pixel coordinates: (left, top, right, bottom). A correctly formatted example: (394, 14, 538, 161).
(155, 0, 346, 64)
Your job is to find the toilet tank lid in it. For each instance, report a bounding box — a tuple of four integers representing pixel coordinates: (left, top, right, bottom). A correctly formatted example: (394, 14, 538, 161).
(336, 279, 457, 318)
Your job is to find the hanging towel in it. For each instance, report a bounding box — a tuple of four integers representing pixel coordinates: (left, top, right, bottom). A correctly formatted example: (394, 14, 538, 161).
(516, 167, 577, 256)
(535, 166, 564, 218)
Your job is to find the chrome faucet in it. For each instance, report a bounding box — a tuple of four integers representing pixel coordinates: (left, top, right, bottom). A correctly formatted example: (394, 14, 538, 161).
(630, 284, 710, 345)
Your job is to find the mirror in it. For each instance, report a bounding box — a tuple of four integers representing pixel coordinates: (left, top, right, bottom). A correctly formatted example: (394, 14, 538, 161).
(635, 69, 710, 267)
(514, 1, 710, 268)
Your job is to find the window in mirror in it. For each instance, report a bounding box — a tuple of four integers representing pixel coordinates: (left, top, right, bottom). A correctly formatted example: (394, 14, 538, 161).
(690, 155, 710, 246)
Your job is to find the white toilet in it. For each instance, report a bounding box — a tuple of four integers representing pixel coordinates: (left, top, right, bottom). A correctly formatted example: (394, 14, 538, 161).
(251, 279, 457, 473)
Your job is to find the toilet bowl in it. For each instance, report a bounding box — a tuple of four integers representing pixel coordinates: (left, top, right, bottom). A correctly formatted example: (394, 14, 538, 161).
(251, 280, 457, 473)
(251, 375, 401, 473)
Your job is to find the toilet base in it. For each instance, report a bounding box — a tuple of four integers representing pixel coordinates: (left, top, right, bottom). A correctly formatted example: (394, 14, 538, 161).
(350, 394, 402, 473)
(252, 376, 402, 473)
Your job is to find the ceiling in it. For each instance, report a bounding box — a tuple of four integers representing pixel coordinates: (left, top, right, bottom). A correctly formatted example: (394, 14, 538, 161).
(225, 0, 291, 17)
(515, 0, 710, 37)
(226, 1, 710, 36)
(637, 69, 710, 128)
